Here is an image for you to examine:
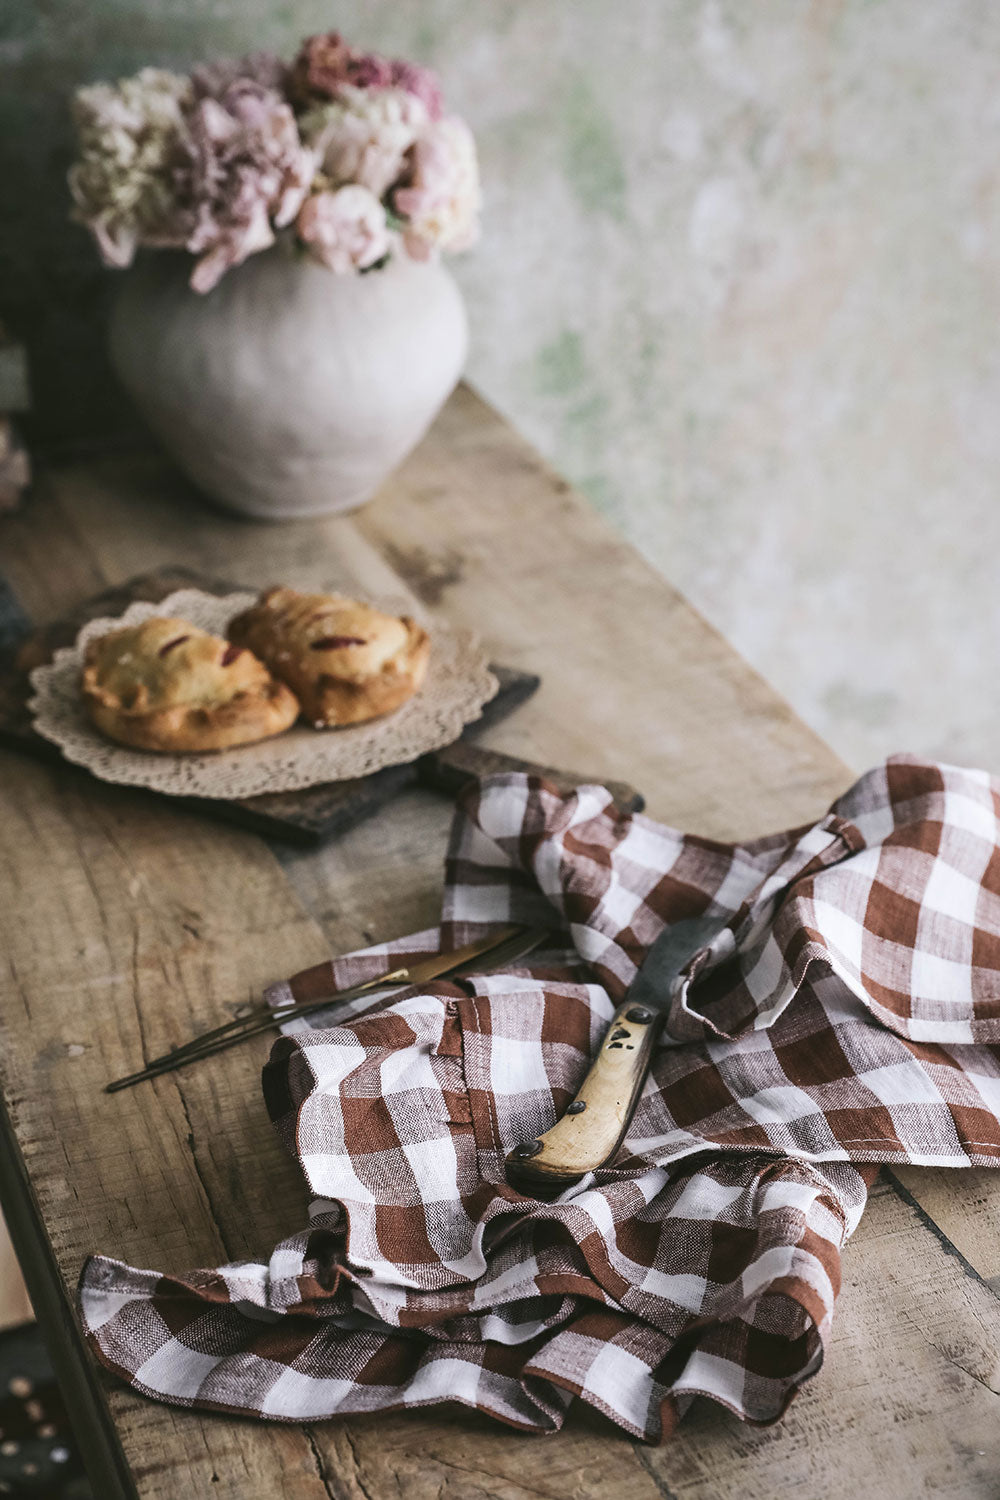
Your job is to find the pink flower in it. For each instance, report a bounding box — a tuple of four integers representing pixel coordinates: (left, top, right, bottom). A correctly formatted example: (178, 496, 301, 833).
(393, 116, 481, 259)
(297, 185, 389, 273)
(173, 79, 315, 293)
(291, 31, 443, 118)
(291, 32, 393, 100)
(388, 60, 443, 121)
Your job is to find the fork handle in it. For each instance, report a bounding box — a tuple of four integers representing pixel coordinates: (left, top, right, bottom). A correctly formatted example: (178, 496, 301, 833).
(105, 984, 382, 1092)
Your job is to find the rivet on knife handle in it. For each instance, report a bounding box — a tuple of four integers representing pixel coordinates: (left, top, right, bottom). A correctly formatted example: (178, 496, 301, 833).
(506, 1001, 661, 1187)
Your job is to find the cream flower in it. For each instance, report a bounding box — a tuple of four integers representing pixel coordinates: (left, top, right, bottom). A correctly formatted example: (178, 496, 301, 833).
(299, 86, 428, 200)
(69, 68, 193, 268)
(297, 185, 390, 273)
(393, 115, 481, 259)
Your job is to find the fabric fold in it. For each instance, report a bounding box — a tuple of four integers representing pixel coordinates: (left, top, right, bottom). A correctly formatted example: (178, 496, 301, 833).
(80, 755, 1000, 1440)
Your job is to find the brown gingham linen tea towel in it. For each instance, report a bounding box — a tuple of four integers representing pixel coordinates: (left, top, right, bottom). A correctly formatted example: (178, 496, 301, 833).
(80, 756, 1000, 1440)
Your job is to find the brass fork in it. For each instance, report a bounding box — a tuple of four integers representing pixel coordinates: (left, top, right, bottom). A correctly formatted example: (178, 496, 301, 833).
(106, 924, 549, 1093)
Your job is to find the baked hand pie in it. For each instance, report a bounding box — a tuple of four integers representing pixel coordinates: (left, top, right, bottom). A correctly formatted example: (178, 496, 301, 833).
(227, 587, 431, 727)
(81, 617, 301, 752)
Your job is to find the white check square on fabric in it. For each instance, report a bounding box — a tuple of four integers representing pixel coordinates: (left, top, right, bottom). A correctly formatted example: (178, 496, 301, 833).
(78, 756, 1000, 1444)
(921, 857, 989, 926)
(857, 1062, 946, 1108)
(909, 948, 975, 1006)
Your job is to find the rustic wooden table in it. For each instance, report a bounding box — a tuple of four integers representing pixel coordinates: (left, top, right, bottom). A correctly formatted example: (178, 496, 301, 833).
(0, 386, 998, 1499)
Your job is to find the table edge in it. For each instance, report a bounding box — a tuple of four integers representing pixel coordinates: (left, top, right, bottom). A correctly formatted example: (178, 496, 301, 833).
(0, 1089, 139, 1500)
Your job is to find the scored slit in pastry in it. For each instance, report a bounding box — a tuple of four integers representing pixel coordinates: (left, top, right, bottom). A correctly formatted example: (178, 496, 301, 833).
(227, 587, 431, 727)
(81, 617, 301, 752)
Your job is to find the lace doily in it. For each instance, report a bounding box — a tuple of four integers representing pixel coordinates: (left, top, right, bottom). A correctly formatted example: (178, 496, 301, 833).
(28, 589, 498, 800)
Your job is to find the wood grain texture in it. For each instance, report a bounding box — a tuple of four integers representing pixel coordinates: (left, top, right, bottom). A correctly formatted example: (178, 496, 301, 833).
(0, 384, 996, 1498)
(358, 388, 848, 840)
(889, 1166, 1000, 1288)
(642, 1182, 1000, 1499)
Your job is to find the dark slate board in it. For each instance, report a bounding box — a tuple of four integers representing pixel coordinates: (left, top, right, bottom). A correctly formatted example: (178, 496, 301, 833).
(0, 567, 643, 844)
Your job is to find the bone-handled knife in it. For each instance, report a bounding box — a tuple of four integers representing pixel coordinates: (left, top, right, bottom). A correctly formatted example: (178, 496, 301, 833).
(505, 913, 729, 1189)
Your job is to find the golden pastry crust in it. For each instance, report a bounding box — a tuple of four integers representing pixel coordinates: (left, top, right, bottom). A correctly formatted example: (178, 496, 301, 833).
(227, 587, 431, 727)
(81, 617, 301, 752)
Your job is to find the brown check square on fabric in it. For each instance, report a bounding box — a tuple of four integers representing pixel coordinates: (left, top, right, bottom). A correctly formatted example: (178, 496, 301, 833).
(80, 756, 1000, 1440)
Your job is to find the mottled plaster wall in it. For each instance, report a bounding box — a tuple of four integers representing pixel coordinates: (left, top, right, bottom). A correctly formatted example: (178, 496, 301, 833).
(2, 2, 998, 774)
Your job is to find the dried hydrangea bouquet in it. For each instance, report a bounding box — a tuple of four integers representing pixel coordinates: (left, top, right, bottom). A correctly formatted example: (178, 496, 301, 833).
(69, 32, 481, 519)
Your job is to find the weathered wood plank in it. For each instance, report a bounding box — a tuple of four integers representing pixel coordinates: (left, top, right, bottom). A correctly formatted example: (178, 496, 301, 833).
(0, 385, 998, 1500)
(312, 1413, 664, 1500)
(0, 747, 338, 1499)
(890, 1166, 1000, 1288)
(642, 1181, 1000, 1500)
(0, 413, 668, 1500)
(0, 479, 341, 1500)
(354, 387, 850, 839)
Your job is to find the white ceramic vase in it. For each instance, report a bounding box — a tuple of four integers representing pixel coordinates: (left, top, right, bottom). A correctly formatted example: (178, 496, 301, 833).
(108, 243, 468, 520)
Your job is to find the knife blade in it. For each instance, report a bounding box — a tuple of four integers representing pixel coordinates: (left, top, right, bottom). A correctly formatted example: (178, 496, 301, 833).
(505, 913, 729, 1188)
